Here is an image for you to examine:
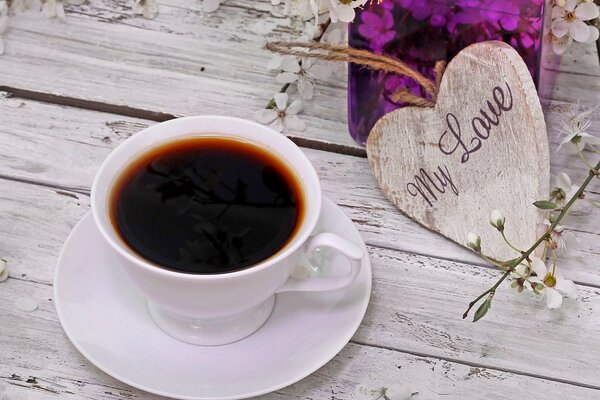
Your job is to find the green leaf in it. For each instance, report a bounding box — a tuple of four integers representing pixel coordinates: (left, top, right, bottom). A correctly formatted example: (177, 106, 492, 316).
(533, 200, 558, 210)
(473, 293, 494, 322)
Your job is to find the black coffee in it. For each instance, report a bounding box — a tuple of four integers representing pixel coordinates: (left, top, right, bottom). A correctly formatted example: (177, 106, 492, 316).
(110, 137, 304, 274)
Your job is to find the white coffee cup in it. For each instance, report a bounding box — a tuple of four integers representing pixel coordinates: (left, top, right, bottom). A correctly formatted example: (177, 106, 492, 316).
(91, 116, 363, 346)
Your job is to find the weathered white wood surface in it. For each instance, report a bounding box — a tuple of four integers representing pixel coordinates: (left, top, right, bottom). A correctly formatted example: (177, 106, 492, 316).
(1, 179, 600, 399)
(1, 97, 600, 398)
(0, 1, 599, 399)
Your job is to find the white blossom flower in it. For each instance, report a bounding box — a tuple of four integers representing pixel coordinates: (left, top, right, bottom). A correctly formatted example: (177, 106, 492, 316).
(529, 256, 578, 309)
(489, 209, 505, 231)
(511, 263, 532, 293)
(42, 0, 65, 20)
(204, 0, 224, 12)
(254, 93, 306, 133)
(0, 259, 8, 282)
(556, 104, 600, 153)
(322, 0, 367, 23)
(550, 172, 580, 206)
(551, 0, 599, 43)
(275, 56, 316, 100)
(544, 219, 577, 253)
(311, 23, 347, 79)
(466, 232, 481, 252)
(132, 0, 158, 19)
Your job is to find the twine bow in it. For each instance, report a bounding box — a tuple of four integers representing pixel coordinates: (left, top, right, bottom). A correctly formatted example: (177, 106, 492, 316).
(265, 41, 447, 107)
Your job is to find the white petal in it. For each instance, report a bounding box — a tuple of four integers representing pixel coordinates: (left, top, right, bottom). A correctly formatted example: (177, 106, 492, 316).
(569, 19, 591, 42)
(552, 36, 571, 54)
(0, 37, 4, 56)
(280, 56, 301, 73)
(302, 57, 312, 69)
(514, 263, 530, 277)
(276, 71, 299, 84)
(545, 288, 563, 309)
(580, 132, 600, 145)
(267, 54, 283, 70)
(297, 77, 314, 100)
(270, 118, 284, 133)
(56, 2, 65, 20)
(310, 62, 332, 80)
(588, 25, 600, 42)
(42, 1, 56, 18)
(556, 172, 572, 191)
(143, 1, 159, 18)
(203, 0, 222, 12)
(551, 19, 569, 38)
(284, 115, 306, 131)
(286, 99, 303, 115)
(555, 279, 578, 299)
(575, 2, 599, 20)
(385, 384, 412, 400)
(15, 297, 38, 312)
(333, 4, 355, 22)
(132, 2, 143, 14)
(273, 92, 288, 111)
(565, 0, 579, 12)
(530, 256, 548, 277)
(552, 5, 566, 19)
(254, 108, 277, 124)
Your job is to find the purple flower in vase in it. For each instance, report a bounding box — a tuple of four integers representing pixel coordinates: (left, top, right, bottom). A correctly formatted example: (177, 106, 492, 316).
(481, 0, 521, 32)
(357, 7, 396, 53)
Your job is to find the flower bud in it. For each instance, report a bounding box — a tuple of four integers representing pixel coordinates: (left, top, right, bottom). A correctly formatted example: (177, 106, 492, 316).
(467, 232, 481, 252)
(489, 209, 505, 231)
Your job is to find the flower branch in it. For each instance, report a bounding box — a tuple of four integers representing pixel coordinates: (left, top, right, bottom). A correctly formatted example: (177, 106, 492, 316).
(465, 105, 600, 321)
(465, 158, 599, 322)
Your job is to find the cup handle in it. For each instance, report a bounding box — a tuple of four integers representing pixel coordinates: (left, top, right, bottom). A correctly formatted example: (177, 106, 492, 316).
(276, 232, 363, 293)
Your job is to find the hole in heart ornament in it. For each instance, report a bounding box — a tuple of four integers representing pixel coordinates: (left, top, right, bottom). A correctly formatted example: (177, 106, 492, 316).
(366, 41, 549, 260)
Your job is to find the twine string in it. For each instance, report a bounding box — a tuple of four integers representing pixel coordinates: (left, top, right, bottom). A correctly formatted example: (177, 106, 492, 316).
(265, 41, 447, 108)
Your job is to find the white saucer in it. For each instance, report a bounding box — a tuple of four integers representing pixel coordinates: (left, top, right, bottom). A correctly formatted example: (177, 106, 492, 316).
(54, 196, 372, 400)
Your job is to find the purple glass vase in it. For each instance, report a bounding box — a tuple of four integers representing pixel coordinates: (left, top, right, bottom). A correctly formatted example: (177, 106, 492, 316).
(348, 0, 545, 145)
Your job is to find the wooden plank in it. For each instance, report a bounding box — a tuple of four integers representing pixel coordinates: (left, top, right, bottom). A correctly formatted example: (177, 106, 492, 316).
(0, 0, 598, 152)
(1, 179, 600, 393)
(2, 279, 598, 400)
(0, 96, 599, 286)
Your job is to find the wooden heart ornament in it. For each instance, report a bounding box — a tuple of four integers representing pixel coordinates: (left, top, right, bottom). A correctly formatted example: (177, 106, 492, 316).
(366, 41, 550, 260)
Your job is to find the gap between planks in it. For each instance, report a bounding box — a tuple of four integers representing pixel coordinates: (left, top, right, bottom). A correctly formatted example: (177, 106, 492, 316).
(0, 86, 369, 159)
(351, 340, 600, 392)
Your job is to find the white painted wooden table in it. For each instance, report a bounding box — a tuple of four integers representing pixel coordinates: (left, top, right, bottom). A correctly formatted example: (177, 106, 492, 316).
(1, 2, 600, 399)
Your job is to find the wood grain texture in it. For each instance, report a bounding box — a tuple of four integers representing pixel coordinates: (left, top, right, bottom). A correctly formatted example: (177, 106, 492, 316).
(0, 0, 597, 152)
(0, 95, 599, 287)
(1, 179, 600, 398)
(367, 42, 549, 260)
(0, 2, 599, 398)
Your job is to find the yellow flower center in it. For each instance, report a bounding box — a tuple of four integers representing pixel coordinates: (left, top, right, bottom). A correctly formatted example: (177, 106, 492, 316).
(544, 273, 557, 288)
(565, 11, 577, 22)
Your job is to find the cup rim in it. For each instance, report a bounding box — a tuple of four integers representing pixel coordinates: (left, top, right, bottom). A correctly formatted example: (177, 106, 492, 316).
(91, 115, 322, 281)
